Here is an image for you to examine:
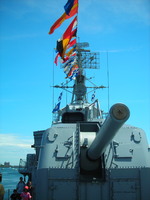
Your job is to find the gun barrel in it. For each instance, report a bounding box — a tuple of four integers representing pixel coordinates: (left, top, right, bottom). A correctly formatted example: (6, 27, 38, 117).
(87, 103, 130, 160)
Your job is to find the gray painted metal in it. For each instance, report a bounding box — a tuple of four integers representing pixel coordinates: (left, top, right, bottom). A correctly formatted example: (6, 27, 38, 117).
(18, 43, 150, 200)
(88, 103, 130, 160)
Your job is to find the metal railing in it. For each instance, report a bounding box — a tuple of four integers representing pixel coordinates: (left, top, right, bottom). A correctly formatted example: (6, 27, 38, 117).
(4, 189, 13, 200)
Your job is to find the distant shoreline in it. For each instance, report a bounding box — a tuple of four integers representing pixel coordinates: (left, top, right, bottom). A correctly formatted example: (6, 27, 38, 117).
(0, 165, 19, 168)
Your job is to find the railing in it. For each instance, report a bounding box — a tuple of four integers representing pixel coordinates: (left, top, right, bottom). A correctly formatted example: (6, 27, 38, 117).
(18, 155, 37, 175)
(4, 189, 13, 200)
(18, 159, 28, 174)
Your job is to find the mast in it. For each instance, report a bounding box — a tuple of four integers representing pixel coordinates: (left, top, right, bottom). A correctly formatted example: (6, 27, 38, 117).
(53, 42, 106, 107)
(48, 0, 106, 115)
(67, 42, 101, 105)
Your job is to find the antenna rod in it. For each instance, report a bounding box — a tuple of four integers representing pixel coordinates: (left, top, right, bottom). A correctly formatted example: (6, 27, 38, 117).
(107, 51, 110, 111)
(52, 48, 55, 110)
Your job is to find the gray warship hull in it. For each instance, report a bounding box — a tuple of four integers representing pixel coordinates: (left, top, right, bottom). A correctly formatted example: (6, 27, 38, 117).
(28, 102, 149, 200)
(19, 115, 150, 200)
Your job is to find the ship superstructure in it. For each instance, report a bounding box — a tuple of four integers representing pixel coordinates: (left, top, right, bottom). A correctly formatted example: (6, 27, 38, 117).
(18, 1, 150, 200)
(18, 41, 150, 200)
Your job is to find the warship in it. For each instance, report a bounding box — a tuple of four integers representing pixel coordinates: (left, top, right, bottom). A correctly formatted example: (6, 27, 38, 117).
(18, 1, 150, 200)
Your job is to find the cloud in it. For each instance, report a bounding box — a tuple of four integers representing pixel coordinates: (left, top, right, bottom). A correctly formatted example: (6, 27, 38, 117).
(0, 133, 34, 165)
(0, 134, 33, 148)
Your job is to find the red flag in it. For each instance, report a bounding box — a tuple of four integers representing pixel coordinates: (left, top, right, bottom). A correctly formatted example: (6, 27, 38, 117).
(62, 29, 77, 58)
(54, 53, 60, 65)
(56, 17, 77, 58)
(63, 16, 77, 39)
(62, 56, 70, 63)
(55, 15, 77, 60)
(49, 0, 78, 34)
(49, 13, 66, 34)
(67, 39, 77, 49)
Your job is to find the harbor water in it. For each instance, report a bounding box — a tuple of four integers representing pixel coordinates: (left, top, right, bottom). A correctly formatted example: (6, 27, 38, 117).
(0, 167, 24, 200)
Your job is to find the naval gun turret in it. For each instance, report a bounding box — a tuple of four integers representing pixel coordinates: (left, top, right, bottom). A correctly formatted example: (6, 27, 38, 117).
(80, 103, 130, 174)
(88, 103, 130, 160)
(18, 42, 150, 200)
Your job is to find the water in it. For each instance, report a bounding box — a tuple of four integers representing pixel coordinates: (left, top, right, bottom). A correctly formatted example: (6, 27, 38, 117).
(0, 167, 24, 200)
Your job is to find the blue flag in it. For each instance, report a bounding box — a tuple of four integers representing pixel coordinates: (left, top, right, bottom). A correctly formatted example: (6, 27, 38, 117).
(91, 92, 95, 102)
(52, 102, 61, 113)
(69, 68, 79, 80)
(64, 0, 74, 15)
(58, 92, 63, 101)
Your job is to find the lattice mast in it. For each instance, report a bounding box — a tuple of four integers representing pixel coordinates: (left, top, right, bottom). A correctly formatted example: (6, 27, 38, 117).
(70, 42, 100, 104)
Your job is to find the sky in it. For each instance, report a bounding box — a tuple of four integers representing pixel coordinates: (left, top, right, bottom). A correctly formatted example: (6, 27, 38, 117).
(0, 0, 150, 165)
